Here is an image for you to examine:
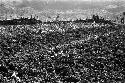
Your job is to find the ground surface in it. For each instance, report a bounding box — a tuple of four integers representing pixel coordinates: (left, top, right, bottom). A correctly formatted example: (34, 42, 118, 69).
(0, 22, 125, 83)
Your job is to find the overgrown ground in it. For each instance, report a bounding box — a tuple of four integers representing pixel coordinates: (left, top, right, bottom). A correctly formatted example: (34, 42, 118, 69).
(0, 22, 125, 83)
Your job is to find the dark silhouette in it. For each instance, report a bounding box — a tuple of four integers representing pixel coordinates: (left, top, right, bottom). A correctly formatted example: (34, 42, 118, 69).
(121, 17, 124, 24)
(123, 12, 125, 16)
(0, 16, 42, 25)
(92, 15, 99, 22)
(0, 14, 115, 25)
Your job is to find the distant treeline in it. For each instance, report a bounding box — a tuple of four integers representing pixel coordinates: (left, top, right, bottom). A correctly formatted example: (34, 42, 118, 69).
(0, 17, 42, 25)
(44, 15, 113, 25)
(0, 15, 114, 25)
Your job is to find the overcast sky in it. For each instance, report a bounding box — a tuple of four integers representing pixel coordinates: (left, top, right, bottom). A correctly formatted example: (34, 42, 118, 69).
(1, 0, 123, 2)
(1, 0, 125, 11)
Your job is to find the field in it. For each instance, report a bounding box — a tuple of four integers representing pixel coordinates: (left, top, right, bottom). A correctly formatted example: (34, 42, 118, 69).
(0, 20, 125, 83)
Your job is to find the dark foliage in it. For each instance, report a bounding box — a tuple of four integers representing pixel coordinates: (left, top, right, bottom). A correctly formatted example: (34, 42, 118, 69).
(0, 18, 125, 82)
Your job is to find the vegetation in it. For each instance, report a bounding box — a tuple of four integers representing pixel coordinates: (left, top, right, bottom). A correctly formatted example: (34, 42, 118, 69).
(0, 17, 125, 82)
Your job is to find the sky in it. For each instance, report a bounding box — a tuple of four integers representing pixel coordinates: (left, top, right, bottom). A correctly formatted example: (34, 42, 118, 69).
(1, 0, 125, 10)
(0, 0, 122, 2)
(1, 0, 125, 14)
(0, 0, 125, 4)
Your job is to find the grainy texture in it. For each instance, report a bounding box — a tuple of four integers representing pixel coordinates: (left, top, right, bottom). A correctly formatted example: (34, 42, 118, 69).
(0, 15, 125, 83)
